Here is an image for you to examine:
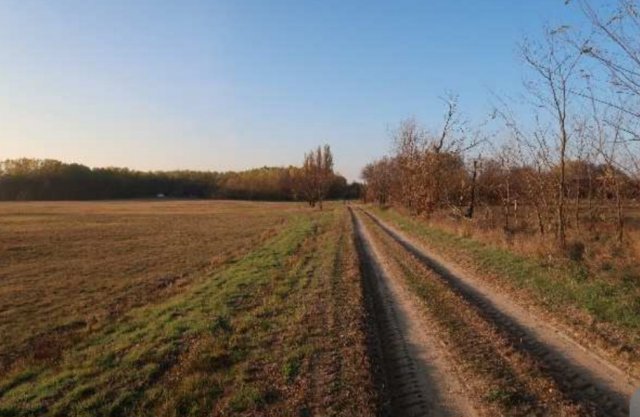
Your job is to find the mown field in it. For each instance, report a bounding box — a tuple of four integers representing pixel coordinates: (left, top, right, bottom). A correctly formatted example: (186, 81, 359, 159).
(0, 201, 378, 416)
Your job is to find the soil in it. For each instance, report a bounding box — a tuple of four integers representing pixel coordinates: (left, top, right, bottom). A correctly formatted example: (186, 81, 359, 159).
(352, 208, 479, 417)
(358, 208, 638, 417)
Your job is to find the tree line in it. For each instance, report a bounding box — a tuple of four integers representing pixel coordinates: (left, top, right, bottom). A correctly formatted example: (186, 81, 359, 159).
(362, 0, 640, 249)
(0, 154, 359, 202)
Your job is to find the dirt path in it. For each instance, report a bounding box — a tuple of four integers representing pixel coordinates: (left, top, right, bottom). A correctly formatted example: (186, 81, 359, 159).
(361, 208, 638, 417)
(351, 209, 478, 417)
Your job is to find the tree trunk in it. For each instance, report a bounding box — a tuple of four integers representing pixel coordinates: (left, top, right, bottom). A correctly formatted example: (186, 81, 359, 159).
(535, 202, 545, 235)
(574, 180, 580, 232)
(503, 180, 511, 231)
(614, 174, 624, 243)
(466, 159, 478, 219)
(587, 166, 594, 230)
(558, 133, 567, 248)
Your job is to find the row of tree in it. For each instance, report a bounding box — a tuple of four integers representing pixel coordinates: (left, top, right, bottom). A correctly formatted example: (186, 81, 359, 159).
(0, 155, 359, 202)
(362, 0, 640, 248)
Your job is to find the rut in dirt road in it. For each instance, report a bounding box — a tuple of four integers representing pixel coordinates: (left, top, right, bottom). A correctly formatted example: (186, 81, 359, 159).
(361, 208, 637, 417)
(350, 208, 476, 417)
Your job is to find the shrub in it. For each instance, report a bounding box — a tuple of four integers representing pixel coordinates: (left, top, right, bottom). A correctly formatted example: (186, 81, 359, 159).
(566, 240, 586, 262)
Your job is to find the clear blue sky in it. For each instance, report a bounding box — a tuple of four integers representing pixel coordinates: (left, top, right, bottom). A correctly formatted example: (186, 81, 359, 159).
(0, 0, 586, 181)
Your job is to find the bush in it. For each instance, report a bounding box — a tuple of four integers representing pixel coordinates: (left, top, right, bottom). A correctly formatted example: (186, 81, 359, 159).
(566, 240, 586, 262)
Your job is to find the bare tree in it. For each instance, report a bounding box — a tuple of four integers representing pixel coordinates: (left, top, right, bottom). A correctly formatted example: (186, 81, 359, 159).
(391, 95, 483, 216)
(465, 157, 480, 218)
(587, 102, 630, 242)
(521, 28, 582, 248)
(569, 1, 640, 130)
(361, 157, 395, 206)
(301, 145, 334, 209)
(393, 118, 424, 212)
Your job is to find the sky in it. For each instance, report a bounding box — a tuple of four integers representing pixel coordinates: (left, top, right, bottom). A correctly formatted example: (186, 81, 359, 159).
(0, 0, 588, 181)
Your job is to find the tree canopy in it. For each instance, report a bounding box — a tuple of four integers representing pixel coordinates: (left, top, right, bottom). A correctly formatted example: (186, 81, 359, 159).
(0, 158, 359, 201)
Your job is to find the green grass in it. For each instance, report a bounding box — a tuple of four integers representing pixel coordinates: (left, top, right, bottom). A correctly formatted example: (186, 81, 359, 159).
(371, 207, 640, 338)
(282, 356, 302, 383)
(229, 385, 264, 412)
(0, 213, 321, 416)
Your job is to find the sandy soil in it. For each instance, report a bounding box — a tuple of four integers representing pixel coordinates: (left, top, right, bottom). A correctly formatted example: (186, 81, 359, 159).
(352, 209, 478, 417)
(362, 208, 638, 417)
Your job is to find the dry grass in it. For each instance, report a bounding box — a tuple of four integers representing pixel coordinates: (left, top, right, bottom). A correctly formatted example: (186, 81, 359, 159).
(0, 201, 379, 416)
(372, 205, 640, 376)
(0, 201, 300, 370)
(361, 213, 586, 417)
(402, 204, 640, 303)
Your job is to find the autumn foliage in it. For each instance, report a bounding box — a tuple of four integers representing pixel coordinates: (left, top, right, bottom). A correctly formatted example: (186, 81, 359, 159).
(0, 158, 358, 201)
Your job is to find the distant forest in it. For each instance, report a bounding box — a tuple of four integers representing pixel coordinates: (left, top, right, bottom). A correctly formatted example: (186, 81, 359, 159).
(0, 158, 361, 201)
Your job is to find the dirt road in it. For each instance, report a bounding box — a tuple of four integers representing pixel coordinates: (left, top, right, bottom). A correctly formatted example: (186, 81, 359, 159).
(351, 207, 637, 417)
(352, 209, 477, 417)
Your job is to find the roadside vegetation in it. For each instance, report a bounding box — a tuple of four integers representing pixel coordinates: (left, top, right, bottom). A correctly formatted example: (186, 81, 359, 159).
(370, 205, 640, 374)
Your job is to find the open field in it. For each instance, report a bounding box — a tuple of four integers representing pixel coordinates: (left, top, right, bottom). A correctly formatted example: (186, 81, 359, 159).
(0, 201, 637, 417)
(0, 201, 378, 416)
(0, 201, 296, 371)
(7, 1, 640, 416)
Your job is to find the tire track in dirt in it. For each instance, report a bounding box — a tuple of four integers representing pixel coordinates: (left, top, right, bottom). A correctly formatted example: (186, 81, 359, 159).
(362, 208, 638, 417)
(350, 208, 477, 417)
